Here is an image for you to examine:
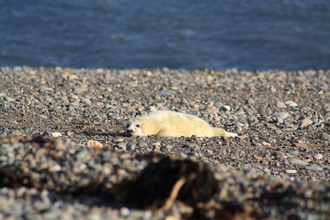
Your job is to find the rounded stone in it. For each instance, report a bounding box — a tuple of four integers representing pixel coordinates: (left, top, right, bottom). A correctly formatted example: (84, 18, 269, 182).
(288, 158, 309, 166)
(313, 153, 323, 160)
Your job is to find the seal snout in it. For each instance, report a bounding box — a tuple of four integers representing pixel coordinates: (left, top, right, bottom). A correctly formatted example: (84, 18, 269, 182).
(126, 129, 133, 136)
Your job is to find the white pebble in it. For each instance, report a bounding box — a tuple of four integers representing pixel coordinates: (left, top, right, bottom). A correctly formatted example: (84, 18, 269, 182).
(51, 132, 62, 137)
(286, 169, 297, 174)
(284, 101, 298, 107)
(313, 153, 323, 160)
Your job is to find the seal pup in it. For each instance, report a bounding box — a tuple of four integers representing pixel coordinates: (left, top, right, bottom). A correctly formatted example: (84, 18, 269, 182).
(125, 110, 237, 138)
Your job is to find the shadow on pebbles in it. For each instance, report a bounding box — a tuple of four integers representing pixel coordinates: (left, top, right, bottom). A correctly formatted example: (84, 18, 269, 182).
(0, 67, 330, 219)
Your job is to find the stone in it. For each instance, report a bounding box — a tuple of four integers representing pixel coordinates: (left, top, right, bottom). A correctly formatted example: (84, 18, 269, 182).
(51, 132, 62, 137)
(288, 158, 309, 166)
(321, 132, 330, 140)
(273, 112, 290, 121)
(286, 149, 299, 155)
(305, 165, 323, 171)
(271, 151, 285, 157)
(285, 169, 297, 174)
(276, 101, 286, 108)
(86, 140, 103, 149)
(284, 101, 298, 107)
(313, 153, 323, 160)
(300, 118, 313, 127)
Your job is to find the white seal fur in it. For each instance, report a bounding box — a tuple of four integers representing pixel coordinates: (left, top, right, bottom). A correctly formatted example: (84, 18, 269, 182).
(125, 110, 237, 138)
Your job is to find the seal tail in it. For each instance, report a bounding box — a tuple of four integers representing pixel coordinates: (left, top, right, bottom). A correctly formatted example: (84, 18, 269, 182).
(211, 128, 237, 137)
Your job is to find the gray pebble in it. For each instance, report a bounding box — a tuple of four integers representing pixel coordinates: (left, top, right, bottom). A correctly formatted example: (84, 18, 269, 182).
(165, 145, 173, 151)
(288, 158, 309, 166)
(321, 132, 330, 140)
(179, 153, 187, 158)
(127, 143, 136, 151)
(305, 165, 323, 171)
(116, 142, 127, 150)
(286, 150, 299, 155)
(271, 151, 285, 157)
(157, 92, 172, 97)
(138, 141, 148, 148)
(273, 112, 290, 121)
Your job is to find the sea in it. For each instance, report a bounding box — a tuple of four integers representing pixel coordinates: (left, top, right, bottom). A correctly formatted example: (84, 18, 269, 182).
(1, 0, 329, 71)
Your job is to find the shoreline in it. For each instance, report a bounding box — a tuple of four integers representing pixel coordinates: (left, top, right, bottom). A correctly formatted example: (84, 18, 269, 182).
(1, 67, 330, 219)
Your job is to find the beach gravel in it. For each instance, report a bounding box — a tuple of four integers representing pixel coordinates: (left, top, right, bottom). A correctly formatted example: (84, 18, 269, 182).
(0, 67, 330, 219)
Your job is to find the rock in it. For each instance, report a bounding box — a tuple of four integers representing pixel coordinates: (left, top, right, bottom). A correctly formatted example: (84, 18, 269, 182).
(86, 140, 103, 149)
(288, 158, 309, 166)
(286, 149, 299, 155)
(222, 105, 231, 111)
(116, 142, 127, 151)
(292, 140, 303, 147)
(157, 92, 172, 97)
(313, 154, 323, 160)
(138, 141, 148, 148)
(274, 129, 282, 134)
(273, 112, 290, 122)
(127, 143, 136, 151)
(305, 165, 323, 171)
(284, 101, 298, 107)
(276, 101, 286, 108)
(321, 132, 330, 140)
(285, 169, 297, 174)
(300, 119, 313, 127)
(271, 151, 285, 157)
(165, 145, 173, 151)
(51, 132, 62, 137)
(120, 207, 130, 217)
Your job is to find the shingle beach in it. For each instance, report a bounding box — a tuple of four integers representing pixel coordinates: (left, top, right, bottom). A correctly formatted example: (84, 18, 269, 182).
(0, 67, 330, 219)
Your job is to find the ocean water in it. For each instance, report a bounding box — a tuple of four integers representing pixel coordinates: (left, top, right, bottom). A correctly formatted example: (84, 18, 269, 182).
(1, 0, 329, 71)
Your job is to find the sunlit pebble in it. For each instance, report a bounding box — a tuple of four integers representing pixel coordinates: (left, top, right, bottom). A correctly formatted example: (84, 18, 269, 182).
(284, 101, 298, 107)
(285, 169, 297, 174)
(12, 130, 23, 136)
(86, 140, 103, 149)
(48, 164, 61, 172)
(276, 101, 287, 108)
(67, 132, 74, 136)
(313, 154, 323, 160)
(52, 132, 62, 137)
(102, 166, 112, 175)
(262, 141, 271, 146)
(300, 119, 313, 127)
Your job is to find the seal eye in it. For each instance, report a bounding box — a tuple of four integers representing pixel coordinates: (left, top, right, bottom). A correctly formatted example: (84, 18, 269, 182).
(136, 124, 140, 128)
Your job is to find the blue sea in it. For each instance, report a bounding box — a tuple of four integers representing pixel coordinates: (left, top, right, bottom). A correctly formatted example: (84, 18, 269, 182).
(1, 0, 329, 71)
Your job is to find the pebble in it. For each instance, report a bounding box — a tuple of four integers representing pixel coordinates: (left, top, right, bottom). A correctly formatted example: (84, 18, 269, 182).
(313, 154, 323, 160)
(273, 112, 290, 123)
(300, 118, 313, 127)
(284, 101, 298, 107)
(127, 143, 136, 151)
(52, 132, 62, 137)
(288, 158, 309, 166)
(286, 150, 299, 155)
(138, 141, 148, 148)
(86, 140, 103, 149)
(157, 92, 172, 97)
(120, 207, 130, 217)
(321, 132, 330, 140)
(276, 101, 286, 108)
(285, 169, 297, 174)
(271, 151, 285, 157)
(305, 165, 323, 171)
